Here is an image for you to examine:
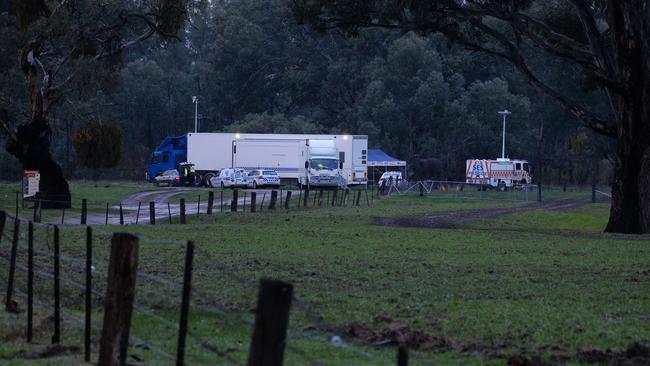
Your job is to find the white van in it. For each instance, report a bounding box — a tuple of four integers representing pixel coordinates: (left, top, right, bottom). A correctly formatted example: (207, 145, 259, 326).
(378, 171, 404, 185)
(210, 168, 250, 188)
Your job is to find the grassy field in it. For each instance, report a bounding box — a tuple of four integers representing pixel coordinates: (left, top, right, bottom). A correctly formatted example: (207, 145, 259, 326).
(0, 181, 647, 365)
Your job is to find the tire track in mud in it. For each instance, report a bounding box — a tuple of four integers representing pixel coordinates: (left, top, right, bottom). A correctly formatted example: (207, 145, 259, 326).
(373, 198, 592, 230)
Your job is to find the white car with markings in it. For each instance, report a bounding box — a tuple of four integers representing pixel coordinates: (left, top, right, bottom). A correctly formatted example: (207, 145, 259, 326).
(247, 169, 281, 189)
(210, 168, 250, 188)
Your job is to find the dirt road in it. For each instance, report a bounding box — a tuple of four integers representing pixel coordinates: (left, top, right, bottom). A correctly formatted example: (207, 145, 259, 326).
(56, 187, 293, 225)
(373, 198, 592, 229)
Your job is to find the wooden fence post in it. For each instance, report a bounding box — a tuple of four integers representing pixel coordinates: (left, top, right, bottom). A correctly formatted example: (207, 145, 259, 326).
(85, 226, 92, 362)
(247, 279, 293, 366)
(149, 201, 156, 225)
(356, 190, 361, 206)
(135, 202, 141, 224)
(176, 241, 195, 366)
(81, 199, 87, 225)
(207, 191, 214, 215)
(0, 211, 5, 242)
(168, 202, 173, 224)
(343, 189, 350, 207)
(331, 189, 338, 207)
(180, 199, 186, 224)
(27, 221, 34, 342)
(119, 204, 124, 225)
(15, 191, 19, 219)
(317, 190, 323, 206)
(243, 191, 247, 212)
(98, 233, 139, 366)
(303, 189, 309, 208)
(260, 193, 266, 211)
(592, 182, 596, 203)
(52, 226, 61, 344)
(250, 192, 257, 213)
(220, 190, 224, 212)
(297, 189, 302, 208)
(61, 206, 65, 224)
(105, 203, 109, 225)
(398, 346, 408, 366)
(231, 190, 239, 212)
(197, 195, 201, 217)
(284, 191, 292, 209)
(269, 191, 278, 210)
(33, 200, 41, 223)
(5, 219, 19, 312)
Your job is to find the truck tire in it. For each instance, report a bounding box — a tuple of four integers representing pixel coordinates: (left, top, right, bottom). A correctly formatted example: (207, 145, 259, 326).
(252, 181, 258, 189)
(498, 181, 506, 191)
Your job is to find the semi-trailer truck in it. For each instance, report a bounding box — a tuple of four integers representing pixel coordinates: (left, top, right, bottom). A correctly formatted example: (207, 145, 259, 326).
(146, 132, 368, 187)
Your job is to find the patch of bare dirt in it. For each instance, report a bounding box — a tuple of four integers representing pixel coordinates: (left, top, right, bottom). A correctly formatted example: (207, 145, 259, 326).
(327, 320, 650, 365)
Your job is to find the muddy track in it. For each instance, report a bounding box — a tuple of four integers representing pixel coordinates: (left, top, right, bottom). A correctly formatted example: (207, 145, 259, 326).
(329, 320, 650, 365)
(52, 187, 296, 225)
(373, 198, 592, 229)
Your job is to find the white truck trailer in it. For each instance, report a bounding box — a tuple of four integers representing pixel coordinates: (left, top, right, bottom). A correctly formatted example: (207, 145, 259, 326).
(184, 132, 368, 187)
(465, 158, 532, 190)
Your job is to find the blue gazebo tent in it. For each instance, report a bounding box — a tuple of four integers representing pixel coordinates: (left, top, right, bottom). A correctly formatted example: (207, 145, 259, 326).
(367, 149, 406, 167)
(367, 149, 407, 184)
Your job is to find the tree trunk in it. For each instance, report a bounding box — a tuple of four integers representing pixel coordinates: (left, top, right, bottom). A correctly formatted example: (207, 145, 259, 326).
(606, 145, 650, 234)
(7, 119, 71, 209)
(605, 124, 650, 234)
(6, 44, 71, 209)
(603, 1, 649, 234)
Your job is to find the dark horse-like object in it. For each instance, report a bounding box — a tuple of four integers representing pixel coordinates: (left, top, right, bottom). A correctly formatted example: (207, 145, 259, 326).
(410, 155, 446, 182)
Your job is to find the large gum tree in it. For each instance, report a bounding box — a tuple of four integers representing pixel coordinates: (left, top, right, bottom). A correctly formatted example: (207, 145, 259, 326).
(291, 0, 650, 234)
(0, 0, 191, 208)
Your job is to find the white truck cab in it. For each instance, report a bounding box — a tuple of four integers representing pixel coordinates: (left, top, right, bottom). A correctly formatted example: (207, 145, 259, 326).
(301, 139, 344, 188)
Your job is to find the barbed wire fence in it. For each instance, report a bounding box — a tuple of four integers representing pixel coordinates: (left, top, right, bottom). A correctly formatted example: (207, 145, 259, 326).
(2, 186, 372, 227)
(376, 179, 611, 206)
(0, 211, 407, 365)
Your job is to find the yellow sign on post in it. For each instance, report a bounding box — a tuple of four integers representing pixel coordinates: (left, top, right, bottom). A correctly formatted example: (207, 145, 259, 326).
(23, 170, 40, 198)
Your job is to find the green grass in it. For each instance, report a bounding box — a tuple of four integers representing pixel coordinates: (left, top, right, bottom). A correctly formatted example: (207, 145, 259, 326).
(0, 180, 155, 222)
(0, 183, 646, 365)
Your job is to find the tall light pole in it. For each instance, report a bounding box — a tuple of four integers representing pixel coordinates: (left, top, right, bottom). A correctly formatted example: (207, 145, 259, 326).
(192, 96, 198, 133)
(498, 109, 511, 159)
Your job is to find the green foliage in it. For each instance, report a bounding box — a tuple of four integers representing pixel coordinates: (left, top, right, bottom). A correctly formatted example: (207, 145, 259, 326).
(72, 119, 123, 169)
(12, 0, 50, 29)
(226, 112, 323, 134)
(157, 0, 191, 39)
(0, 0, 615, 184)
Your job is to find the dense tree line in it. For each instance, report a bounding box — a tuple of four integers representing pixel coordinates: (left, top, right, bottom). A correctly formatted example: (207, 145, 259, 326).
(1, 0, 612, 185)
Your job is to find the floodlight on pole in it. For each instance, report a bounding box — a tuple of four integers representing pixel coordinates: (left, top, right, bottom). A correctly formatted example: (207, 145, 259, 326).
(498, 109, 511, 159)
(192, 96, 198, 133)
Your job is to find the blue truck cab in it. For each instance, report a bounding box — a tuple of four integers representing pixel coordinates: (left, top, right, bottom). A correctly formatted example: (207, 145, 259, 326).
(146, 135, 188, 181)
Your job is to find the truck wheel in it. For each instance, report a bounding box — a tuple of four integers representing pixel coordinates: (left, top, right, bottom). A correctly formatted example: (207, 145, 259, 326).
(252, 181, 258, 189)
(498, 181, 506, 191)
